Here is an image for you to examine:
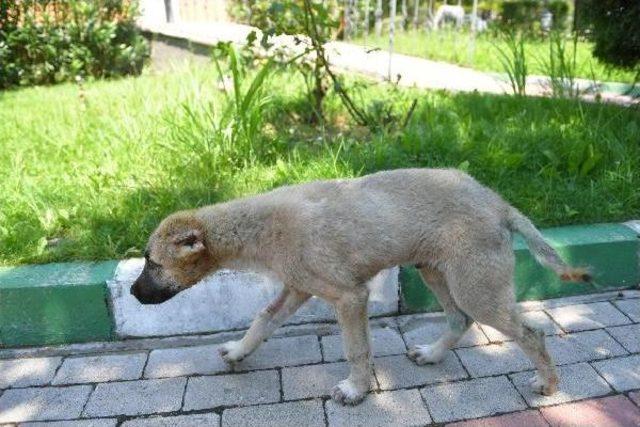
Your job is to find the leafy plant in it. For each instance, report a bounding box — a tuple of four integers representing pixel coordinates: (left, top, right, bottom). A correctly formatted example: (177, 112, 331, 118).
(0, 0, 148, 89)
(495, 29, 528, 96)
(540, 31, 579, 98)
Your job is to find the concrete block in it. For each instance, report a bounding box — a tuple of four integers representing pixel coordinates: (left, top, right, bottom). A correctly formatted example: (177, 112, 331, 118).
(606, 324, 640, 353)
(21, 420, 118, 427)
(52, 353, 147, 384)
(282, 362, 352, 400)
(326, 389, 432, 427)
(481, 310, 562, 342)
(510, 363, 611, 407)
(546, 301, 631, 332)
(374, 352, 467, 390)
(0, 261, 117, 346)
(184, 370, 280, 410)
(0, 357, 62, 388)
(321, 327, 405, 362)
(540, 395, 640, 427)
(145, 344, 229, 379)
(592, 354, 640, 392)
(546, 330, 627, 366)
(0, 385, 92, 423)
(109, 259, 398, 338)
(83, 378, 186, 417)
(122, 413, 221, 427)
(230, 335, 322, 371)
(222, 400, 325, 427)
(400, 314, 488, 348)
(456, 342, 533, 377)
(613, 299, 640, 322)
(421, 376, 527, 423)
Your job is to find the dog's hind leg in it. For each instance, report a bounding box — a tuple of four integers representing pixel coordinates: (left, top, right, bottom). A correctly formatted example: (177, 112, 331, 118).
(407, 266, 473, 365)
(449, 257, 558, 396)
(219, 288, 310, 363)
(331, 289, 373, 405)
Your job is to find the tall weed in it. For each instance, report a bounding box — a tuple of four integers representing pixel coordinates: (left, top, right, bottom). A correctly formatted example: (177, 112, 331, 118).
(540, 31, 580, 98)
(495, 30, 528, 96)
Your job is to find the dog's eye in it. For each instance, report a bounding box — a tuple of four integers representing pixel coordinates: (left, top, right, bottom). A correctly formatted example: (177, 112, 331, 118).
(147, 258, 162, 269)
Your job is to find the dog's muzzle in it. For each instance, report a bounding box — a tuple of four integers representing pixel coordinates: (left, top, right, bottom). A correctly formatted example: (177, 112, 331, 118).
(130, 270, 180, 305)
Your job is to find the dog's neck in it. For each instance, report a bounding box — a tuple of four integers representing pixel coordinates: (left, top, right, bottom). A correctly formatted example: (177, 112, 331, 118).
(197, 197, 276, 273)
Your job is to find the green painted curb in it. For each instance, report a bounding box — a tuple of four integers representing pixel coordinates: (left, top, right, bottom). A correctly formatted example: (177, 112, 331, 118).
(401, 223, 640, 313)
(0, 261, 118, 347)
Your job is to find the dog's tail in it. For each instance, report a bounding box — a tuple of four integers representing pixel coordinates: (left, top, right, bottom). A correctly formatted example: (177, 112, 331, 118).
(506, 207, 592, 283)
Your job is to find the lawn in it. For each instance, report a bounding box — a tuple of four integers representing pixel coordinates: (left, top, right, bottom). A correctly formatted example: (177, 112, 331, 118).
(357, 29, 638, 85)
(1, 60, 639, 265)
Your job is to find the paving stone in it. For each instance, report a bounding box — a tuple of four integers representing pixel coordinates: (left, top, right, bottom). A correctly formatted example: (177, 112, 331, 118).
(83, 377, 186, 417)
(326, 388, 431, 426)
(546, 302, 631, 332)
(630, 391, 640, 407)
(446, 410, 549, 427)
(321, 327, 406, 362)
(456, 342, 533, 377)
(481, 311, 562, 343)
(282, 361, 352, 400)
(0, 357, 62, 388)
(402, 315, 489, 349)
(540, 395, 640, 427)
(21, 420, 118, 427)
(592, 354, 640, 392)
(606, 324, 640, 353)
(184, 370, 280, 410)
(374, 352, 467, 390)
(53, 353, 147, 384)
(145, 344, 229, 379)
(222, 399, 324, 427)
(121, 413, 220, 426)
(510, 363, 611, 407)
(421, 376, 527, 423)
(612, 299, 640, 322)
(546, 330, 628, 365)
(519, 290, 640, 312)
(0, 385, 92, 423)
(231, 335, 322, 370)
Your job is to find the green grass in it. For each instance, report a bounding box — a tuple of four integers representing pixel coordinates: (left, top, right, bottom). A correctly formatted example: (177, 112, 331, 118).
(358, 29, 638, 85)
(1, 61, 639, 265)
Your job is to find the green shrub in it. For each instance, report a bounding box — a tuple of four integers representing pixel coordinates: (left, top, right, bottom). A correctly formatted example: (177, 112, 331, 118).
(583, 0, 640, 70)
(500, 0, 540, 32)
(0, 0, 149, 89)
(547, 0, 569, 31)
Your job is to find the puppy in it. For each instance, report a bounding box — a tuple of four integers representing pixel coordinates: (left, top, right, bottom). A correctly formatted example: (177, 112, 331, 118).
(131, 168, 590, 405)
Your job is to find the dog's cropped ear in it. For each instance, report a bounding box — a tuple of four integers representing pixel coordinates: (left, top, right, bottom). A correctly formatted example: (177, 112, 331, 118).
(172, 230, 206, 258)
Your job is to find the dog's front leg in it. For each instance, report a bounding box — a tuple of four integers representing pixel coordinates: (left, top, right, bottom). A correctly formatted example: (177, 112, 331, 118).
(219, 288, 310, 363)
(331, 291, 372, 405)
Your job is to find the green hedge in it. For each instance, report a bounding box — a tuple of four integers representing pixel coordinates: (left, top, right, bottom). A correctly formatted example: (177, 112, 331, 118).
(500, 0, 569, 32)
(0, 0, 149, 89)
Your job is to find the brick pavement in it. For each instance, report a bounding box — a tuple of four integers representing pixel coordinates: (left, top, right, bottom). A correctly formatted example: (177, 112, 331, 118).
(0, 289, 638, 426)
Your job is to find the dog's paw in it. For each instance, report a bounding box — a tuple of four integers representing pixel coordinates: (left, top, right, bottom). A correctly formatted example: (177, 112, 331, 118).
(218, 340, 247, 364)
(407, 344, 446, 365)
(529, 373, 558, 396)
(330, 379, 368, 406)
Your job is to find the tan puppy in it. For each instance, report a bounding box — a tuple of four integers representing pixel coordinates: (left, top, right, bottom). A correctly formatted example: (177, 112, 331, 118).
(131, 168, 590, 405)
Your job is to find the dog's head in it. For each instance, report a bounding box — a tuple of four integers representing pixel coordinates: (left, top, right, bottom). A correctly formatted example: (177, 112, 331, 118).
(130, 211, 215, 304)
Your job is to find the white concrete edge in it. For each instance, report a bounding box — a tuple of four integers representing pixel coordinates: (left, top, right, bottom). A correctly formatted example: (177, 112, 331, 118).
(107, 259, 399, 339)
(623, 220, 640, 235)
